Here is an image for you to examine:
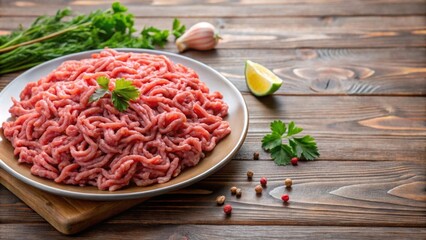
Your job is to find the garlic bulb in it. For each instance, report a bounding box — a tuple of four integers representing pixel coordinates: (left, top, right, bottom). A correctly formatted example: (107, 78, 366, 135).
(176, 22, 220, 52)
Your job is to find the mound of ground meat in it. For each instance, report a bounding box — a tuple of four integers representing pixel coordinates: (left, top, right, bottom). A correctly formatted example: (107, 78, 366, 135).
(2, 49, 231, 191)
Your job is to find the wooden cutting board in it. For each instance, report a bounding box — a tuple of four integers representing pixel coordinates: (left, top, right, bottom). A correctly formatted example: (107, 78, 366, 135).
(0, 168, 146, 235)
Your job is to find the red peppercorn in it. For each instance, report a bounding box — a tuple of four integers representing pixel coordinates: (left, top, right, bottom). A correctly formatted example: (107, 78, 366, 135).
(291, 157, 298, 166)
(281, 194, 289, 202)
(223, 204, 232, 214)
(260, 177, 267, 186)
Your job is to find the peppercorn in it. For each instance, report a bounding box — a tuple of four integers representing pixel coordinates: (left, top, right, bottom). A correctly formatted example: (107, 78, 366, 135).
(253, 152, 259, 160)
(216, 195, 226, 205)
(291, 157, 298, 166)
(236, 188, 242, 198)
(284, 178, 292, 188)
(230, 186, 238, 195)
(223, 204, 232, 214)
(255, 185, 263, 194)
(260, 177, 267, 186)
(281, 194, 290, 203)
(246, 170, 254, 179)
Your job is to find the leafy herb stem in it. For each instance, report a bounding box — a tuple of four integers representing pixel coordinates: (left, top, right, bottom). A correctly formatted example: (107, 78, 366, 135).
(261, 120, 320, 166)
(0, 23, 91, 53)
(0, 2, 186, 75)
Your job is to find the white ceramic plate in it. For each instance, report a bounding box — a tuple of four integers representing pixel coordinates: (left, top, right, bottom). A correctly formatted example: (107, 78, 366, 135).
(0, 48, 248, 200)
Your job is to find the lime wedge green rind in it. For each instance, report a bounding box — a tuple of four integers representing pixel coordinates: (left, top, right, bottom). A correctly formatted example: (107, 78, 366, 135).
(245, 60, 283, 97)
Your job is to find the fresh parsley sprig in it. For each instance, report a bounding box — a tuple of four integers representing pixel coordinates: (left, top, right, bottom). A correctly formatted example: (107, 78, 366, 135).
(0, 2, 186, 75)
(262, 120, 319, 165)
(172, 18, 186, 39)
(89, 76, 140, 112)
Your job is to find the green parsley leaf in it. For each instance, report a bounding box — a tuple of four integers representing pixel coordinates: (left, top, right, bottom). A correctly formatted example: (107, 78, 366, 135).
(111, 2, 128, 13)
(114, 79, 139, 99)
(172, 18, 186, 39)
(111, 91, 130, 112)
(261, 120, 319, 165)
(270, 144, 293, 166)
(287, 121, 303, 137)
(290, 136, 319, 160)
(261, 133, 282, 150)
(89, 88, 108, 103)
(141, 26, 169, 48)
(114, 78, 133, 89)
(96, 76, 110, 89)
(270, 120, 286, 136)
(89, 77, 140, 112)
(112, 78, 139, 111)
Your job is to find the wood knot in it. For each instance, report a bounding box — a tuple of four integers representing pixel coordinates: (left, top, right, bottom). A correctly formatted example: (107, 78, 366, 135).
(293, 67, 375, 93)
(319, 16, 335, 25)
(296, 49, 318, 60)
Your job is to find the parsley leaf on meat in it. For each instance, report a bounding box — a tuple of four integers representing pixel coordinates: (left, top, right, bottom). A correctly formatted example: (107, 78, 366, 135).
(89, 77, 140, 112)
(113, 78, 140, 100)
(89, 89, 109, 103)
(96, 76, 110, 89)
(262, 120, 319, 165)
(89, 77, 110, 103)
(111, 91, 131, 112)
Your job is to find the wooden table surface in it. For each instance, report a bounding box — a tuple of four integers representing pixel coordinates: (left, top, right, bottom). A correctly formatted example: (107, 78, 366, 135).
(1, 0, 426, 239)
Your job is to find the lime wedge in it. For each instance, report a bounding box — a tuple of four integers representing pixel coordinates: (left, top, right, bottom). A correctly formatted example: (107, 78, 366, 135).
(245, 60, 283, 96)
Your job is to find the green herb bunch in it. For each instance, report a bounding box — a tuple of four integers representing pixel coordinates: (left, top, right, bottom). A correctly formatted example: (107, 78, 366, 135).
(262, 120, 320, 165)
(0, 2, 185, 75)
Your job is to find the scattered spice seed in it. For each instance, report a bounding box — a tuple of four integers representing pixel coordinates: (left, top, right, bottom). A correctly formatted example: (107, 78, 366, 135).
(260, 177, 267, 186)
(253, 152, 259, 160)
(284, 178, 292, 188)
(246, 170, 254, 179)
(255, 185, 263, 194)
(291, 157, 298, 166)
(281, 194, 290, 203)
(223, 204, 232, 214)
(216, 195, 226, 205)
(236, 188, 242, 197)
(230, 186, 238, 195)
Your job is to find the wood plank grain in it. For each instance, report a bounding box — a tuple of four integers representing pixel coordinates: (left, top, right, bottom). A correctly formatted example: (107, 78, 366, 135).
(0, 185, 45, 223)
(182, 48, 426, 95)
(0, 169, 146, 234)
(0, 49, 425, 95)
(1, 224, 426, 240)
(1, 0, 425, 17)
(233, 95, 426, 162)
(0, 168, 210, 234)
(1, 16, 425, 48)
(2, 160, 425, 226)
(73, 161, 426, 227)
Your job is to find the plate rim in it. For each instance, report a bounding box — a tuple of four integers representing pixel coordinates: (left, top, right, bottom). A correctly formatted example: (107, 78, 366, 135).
(0, 48, 249, 200)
